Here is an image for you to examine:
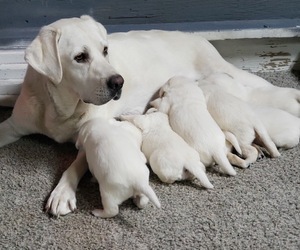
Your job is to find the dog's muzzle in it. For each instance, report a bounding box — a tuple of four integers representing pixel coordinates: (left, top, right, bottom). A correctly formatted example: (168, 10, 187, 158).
(107, 74, 124, 100)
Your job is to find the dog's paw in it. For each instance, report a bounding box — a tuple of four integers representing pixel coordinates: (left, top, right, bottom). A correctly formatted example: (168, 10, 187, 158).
(133, 194, 149, 209)
(45, 184, 77, 217)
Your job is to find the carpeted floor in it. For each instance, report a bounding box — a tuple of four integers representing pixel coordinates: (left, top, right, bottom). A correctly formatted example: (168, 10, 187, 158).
(0, 71, 299, 250)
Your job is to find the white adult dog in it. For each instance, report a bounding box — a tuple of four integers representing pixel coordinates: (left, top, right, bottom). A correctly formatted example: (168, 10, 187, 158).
(151, 76, 237, 176)
(122, 109, 213, 188)
(0, 15, 300, 216)
(76, 118, 160, 218)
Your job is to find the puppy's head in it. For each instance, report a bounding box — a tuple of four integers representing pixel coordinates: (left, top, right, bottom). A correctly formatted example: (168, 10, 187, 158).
(25, 15, 124, 105)
(120, 114, 149, 133)
(158, 76, 198, 98)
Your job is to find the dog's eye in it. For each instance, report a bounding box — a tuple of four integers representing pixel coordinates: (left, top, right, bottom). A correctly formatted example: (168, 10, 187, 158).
(103, 46, 108, 56)
(74, 52, 89, 63)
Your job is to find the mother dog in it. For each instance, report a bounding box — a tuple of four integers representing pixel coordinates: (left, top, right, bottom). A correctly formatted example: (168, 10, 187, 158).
(0, 15, 299, 216)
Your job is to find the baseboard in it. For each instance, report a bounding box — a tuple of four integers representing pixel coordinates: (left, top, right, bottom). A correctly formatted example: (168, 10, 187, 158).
(1, 26, 299, 106)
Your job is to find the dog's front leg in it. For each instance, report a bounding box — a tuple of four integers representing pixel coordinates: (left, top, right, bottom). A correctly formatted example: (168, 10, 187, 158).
(45, 149, 88, 216)
(0, 117, 25, 147)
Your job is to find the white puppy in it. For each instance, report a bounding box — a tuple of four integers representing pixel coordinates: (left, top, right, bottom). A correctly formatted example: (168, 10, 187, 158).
(199, 83, 280, 167)
(151, 76, 237, 176)
(122, 109, 213, 188)
(253, 105, 300, 149)
(76, 118, 161, 218)
(203, 72, 300, 117)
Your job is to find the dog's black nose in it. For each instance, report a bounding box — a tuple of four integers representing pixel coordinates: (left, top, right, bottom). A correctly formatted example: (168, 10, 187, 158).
(107, 74, 124, 91)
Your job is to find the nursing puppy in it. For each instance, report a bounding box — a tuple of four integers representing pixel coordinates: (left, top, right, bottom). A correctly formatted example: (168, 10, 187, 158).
(76, 118, 161, 218)
(122, 109, 213, 188)
(253, 105, 300, 149)
(199, 83, 280, 167)
(151, 76, 237, 176)
(203, 72, 300, 117)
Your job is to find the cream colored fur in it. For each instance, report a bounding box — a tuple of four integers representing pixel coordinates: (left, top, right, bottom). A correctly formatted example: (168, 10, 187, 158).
(122, 109, 213, 188)
(76, 118, 160, 218)
(0, 16, 299, 216)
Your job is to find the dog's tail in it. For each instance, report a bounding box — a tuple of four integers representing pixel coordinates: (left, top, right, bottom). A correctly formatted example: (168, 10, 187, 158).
(213, 152, 237, 176)
(254, 122, 280, 158)
(138, 184, 161, 208)
(185, 162, 214, 189)
(224, 131, 242, 155)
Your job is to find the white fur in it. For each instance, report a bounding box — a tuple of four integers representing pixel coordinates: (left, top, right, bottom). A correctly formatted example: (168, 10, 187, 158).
(1, 16, 299, 216)
(76, 118, 160, 218)
(223, 131, 249, 169)
(203, 72, 300, 117)
(253, 105, 300, 149)
(199, 83, 280, 167)
(151, 76, 237, 176)
(122, 109, 213, 188)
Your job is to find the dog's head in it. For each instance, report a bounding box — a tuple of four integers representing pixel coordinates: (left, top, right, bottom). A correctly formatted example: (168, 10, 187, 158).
(25, 15, 123, 105)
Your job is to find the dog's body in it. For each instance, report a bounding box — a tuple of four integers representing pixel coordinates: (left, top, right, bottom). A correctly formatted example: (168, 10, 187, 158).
(122, 109, 213, 188)
(1, 15, 300, 216)
(199, 83, 280, 167)
(76, 118, 160, 218)
(151, 76, 237, 176)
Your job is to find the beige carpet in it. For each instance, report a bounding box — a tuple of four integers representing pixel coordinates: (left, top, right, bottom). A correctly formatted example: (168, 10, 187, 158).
(0, 71, 299, 249)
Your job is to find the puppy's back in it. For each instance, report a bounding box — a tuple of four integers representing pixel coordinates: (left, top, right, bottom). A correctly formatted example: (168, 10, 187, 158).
(80, 119, 146, 183)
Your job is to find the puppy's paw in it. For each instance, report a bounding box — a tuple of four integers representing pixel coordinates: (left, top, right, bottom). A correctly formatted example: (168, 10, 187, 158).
(91, 208, 119, 218)
(133, 194, 149, 209)
(45, 184, 77, 217)
(91, 209, 104, 217)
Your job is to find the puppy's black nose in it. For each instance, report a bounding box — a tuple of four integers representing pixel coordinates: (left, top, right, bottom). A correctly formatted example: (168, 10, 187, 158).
(107, 74, 124, 90)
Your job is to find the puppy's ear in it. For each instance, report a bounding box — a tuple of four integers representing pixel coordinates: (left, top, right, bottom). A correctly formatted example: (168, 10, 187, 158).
(121, 115, 146, 131)
(150, 98, 161, 109)
(151, 98, 170, 114)
(131, 116, 146, 131)
(25, 26, 62, 84)
(146, 107, 157, 114)
(75, 138, 81, 150)
(119, 115, 136, 123)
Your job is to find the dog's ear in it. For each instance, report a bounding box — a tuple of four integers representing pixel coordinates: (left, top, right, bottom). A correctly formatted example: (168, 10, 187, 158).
(25, 26, 62, 84)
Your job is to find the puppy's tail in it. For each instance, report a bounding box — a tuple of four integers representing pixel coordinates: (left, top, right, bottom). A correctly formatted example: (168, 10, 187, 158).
(254, 123, 280, 158)
(185, 162, 214, 189)
(213, 152, 237, 176)
(224, 131, 242, 155)
(138, 185, 161, 208)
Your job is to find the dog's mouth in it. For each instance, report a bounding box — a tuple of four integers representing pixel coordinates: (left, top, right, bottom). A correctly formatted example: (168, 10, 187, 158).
(81, 89, 122, 105)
